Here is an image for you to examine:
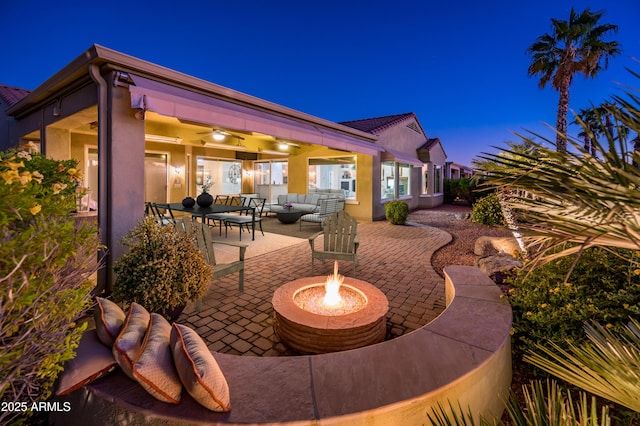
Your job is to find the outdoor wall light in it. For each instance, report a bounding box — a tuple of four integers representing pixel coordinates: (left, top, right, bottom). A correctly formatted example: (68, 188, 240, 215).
(174, 167, 182, 175)
(52, 99, 61, 117)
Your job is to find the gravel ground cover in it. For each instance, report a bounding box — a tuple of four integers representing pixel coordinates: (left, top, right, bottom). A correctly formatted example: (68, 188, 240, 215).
(408, 203, 512, 277)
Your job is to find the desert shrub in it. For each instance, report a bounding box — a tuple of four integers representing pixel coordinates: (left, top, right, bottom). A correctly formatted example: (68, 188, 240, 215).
(384, 200, 409, 225)
(0, 143, 101, 424)
(507, 247, 640, 359)
(443, 179, 457, 204)
(112, 217, 212, 316)
(470, 193, 505, 226)
(443, 177, 482, 205)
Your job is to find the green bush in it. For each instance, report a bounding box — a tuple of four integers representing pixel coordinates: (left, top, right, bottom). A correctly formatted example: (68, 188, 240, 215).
(507, 247, 640, 358)
(443, 179, 457, 204)
(470, 193, 505, 226)
(0, 143, 101, 424)
(112, 217, 213, 316)
(443, 177, 482, 204)
(384, 200, 409, 225)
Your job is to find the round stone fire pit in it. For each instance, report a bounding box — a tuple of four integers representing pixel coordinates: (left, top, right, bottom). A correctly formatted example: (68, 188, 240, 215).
(272, 276, 389, 354)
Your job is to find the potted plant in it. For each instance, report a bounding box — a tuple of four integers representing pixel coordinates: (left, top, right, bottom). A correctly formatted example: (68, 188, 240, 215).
(112, 217, 213, 320)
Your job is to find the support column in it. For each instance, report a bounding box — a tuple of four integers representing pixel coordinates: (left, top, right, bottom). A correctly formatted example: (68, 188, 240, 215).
(101, 72, 145, 292)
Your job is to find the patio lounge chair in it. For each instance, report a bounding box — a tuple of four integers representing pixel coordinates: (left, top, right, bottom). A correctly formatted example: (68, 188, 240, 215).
(299, 198, 341, 229)
(308, 210, 359, 275)
(175, 217, 247, 310)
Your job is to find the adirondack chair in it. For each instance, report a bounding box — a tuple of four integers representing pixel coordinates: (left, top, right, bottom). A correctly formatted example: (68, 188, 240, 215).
(175, 217, 247, 311)
(308, 210, 359, 275)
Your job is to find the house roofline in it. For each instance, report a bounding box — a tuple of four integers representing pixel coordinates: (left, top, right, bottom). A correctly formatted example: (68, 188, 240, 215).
(7, 44, 377, 143)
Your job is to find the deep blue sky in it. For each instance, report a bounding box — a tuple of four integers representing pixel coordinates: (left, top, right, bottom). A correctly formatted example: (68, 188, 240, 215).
(1, 0, 638, 165)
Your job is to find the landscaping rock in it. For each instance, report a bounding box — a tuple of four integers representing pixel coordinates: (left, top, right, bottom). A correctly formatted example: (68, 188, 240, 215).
(447, 212, 470, 220)
(474, 236, 521, 257)
(477, 254, 522, 282)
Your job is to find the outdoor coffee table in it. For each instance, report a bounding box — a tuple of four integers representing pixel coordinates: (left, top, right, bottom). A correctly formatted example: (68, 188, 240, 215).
(276, 209, 303, 224)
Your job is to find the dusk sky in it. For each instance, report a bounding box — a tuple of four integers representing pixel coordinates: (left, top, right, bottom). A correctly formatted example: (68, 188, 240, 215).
(1, 0, 638, 166)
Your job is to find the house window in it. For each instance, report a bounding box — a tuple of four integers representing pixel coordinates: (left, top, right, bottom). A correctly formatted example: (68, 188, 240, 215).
(422, 165, 429, 194)
(434, 165, 442, 193)
(382, 161, 411, 199)
(308, 156, 356, 199)
(381, 161, 395, 199)
(422, 163, 443, 195)
(398, 163, 411, 197)
(196, 157, 242, 195)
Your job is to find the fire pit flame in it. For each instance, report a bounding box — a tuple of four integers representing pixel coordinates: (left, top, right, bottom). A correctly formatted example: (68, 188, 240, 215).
(323, 261, 344, 307)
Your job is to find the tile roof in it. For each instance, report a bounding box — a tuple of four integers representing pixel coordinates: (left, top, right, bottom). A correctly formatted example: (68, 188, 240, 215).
(340, 113, 415, 134)
(0, 85, 30, 107)
(418, 137, 441, 150)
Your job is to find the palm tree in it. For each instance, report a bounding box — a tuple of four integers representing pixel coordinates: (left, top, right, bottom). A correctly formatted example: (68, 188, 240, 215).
(574, 107, 598, 155)
(527, 8, 620, 152)
(427, 73, 640, 426)
(475, 91, 640, 265)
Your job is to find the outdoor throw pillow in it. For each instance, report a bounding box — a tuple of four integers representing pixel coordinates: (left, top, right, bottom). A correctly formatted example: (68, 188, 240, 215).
(55, 330, 118, 396)
(112, 302, 150, 381)
(94, 297, 126, 347)
(170, 323, 231, 412)
(133, 313, 182, 404)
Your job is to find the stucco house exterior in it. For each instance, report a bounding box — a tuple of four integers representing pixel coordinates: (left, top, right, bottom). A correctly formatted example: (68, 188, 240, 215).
(341, 114, 448, 215)
(1, 45, 449, 292)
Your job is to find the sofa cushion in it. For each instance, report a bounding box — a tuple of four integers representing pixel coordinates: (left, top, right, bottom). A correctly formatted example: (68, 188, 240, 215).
(171, 323, 231, 412)
(55, 330, 118, 396)
(94, 297, 126, 347)
(133, 313, 182, 404)
(112, 302, 150, 381)
(290, 203, 317, 213)
(304, 194, 320, 205)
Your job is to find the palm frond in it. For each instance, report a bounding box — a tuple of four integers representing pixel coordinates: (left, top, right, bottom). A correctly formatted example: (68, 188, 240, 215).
(524, 318, 640, 412)
(427, 381, 610, 426)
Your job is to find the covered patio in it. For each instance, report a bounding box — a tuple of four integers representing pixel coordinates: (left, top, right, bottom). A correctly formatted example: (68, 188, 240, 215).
(4, 44, 384, 294)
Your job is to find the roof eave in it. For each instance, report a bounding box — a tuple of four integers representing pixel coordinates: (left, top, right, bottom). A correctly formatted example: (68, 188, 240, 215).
(7, 44, 377, 144)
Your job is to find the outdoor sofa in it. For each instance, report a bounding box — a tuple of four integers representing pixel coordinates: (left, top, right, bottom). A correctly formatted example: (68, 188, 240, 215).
(269, 189, 345, 215)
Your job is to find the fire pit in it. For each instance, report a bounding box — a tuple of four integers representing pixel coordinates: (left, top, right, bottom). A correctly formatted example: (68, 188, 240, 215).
(272, 262, 389, 354)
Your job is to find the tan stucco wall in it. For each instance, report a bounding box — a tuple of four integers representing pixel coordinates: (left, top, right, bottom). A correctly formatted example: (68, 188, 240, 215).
(374, 120, 423, 152)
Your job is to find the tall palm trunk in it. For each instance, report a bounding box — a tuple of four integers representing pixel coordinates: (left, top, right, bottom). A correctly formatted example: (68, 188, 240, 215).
(556, 76, 571, 152)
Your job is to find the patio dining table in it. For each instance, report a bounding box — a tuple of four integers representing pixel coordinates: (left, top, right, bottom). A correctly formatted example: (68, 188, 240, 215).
(169, 203, 257, 241)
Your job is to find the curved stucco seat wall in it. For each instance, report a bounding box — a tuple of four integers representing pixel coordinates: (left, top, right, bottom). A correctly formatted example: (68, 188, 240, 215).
(51, 265, 512, 425)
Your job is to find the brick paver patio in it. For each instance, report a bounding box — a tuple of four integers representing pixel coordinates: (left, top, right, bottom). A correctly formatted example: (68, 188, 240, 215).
(181, 220, 452, 356)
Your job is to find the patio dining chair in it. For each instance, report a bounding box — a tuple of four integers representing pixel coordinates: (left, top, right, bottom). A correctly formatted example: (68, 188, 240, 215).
(223, 198, 266, 240)
(151, 203, 176, 226)
(174, 217, 247, 311)
(308, 210, 359, 275)
(205, 195, 242, 233)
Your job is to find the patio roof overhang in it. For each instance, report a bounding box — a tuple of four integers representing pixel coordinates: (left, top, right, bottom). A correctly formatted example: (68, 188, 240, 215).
(381, 148, 423, 166)
(7, 44, 381, 156)
(128, 75, 383, 156)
